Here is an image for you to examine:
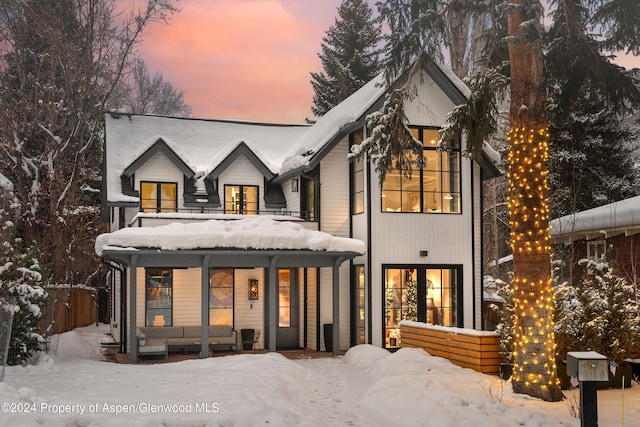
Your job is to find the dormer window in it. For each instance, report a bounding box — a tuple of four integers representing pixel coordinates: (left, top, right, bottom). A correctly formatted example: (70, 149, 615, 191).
(140, 181, 177, 213)
(224, 185, 258, 215)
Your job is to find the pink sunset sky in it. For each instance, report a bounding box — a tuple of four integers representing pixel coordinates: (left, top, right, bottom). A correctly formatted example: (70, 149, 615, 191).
(132, 0, 640, 124)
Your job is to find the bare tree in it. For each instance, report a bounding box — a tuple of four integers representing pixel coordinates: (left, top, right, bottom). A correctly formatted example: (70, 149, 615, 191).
(111, 58, 191, 117)
(0, 0, 178, 285)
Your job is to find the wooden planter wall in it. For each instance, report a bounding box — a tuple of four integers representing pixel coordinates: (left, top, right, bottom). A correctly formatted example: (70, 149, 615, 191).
(400, 323, 501, 375)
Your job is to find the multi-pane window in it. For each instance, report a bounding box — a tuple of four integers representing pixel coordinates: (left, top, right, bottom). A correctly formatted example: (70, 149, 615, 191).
(381, 127, 461, 213)
(351, 129, 364, 215)
(384, 265, 461, 348)
(209, 268, 234, 326)
(145, 268, 172, 326)
(141, 182, 177, 213)
(587, 240, 606, 262)
(354, 265, 366, 344)
(224, 185, 258, 214)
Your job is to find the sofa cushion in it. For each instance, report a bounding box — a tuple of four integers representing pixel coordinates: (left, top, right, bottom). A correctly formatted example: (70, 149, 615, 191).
(209, 325, 233, 337)
(141, 326, 184, 339)
(182, 326, 202, 338)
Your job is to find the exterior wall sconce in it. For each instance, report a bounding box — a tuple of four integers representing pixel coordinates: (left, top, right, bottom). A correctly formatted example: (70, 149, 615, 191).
(291, 178, 299, 193)
(248, 279, 259, 300)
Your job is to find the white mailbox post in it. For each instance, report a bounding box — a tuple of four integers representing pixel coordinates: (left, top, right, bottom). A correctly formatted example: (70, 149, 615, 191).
(566, 351, 610, 427)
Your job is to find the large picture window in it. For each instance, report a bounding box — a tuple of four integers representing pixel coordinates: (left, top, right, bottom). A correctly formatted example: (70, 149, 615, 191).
(224, 185, 258, 214)
(381, 127, 461, 213)
(145, 268, 172, 326)
(141, 181, 177, 213)
(383, 265, 461, 348)
(209, 268, 234, 326)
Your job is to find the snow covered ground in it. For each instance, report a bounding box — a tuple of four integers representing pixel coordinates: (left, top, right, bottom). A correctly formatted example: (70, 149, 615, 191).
(1, 324, 639, 426)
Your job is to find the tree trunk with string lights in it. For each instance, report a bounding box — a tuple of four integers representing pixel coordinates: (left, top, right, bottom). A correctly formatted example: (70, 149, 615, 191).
(506, 0, 564, 402)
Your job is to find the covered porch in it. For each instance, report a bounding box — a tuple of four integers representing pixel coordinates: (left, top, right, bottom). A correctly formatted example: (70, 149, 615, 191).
(96, 217, 365, 363)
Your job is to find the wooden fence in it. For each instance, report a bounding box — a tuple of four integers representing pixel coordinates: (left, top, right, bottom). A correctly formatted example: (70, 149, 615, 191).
(400, 322, 502, 375)
(40, 287, 98, 335)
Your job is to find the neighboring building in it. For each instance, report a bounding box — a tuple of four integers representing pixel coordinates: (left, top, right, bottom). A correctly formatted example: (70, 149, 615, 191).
(97, 60, 501, 362)
(550, 195, 640, 286)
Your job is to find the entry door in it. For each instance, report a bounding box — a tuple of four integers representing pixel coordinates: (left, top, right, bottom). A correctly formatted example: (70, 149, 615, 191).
(276, 269, 299, 349)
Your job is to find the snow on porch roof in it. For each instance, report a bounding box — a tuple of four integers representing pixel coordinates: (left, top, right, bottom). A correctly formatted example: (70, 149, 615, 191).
(550, 194, 640, 242)
(95, 216, 366, 256)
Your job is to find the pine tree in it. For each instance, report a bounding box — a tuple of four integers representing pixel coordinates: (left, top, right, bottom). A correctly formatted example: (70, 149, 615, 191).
(309, 0, 381, 119)
(545, 0, 640, 218)
(0, 208, 48, 365)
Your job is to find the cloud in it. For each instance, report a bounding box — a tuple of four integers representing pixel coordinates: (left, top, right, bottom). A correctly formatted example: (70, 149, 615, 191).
(138, 0, 337, 123)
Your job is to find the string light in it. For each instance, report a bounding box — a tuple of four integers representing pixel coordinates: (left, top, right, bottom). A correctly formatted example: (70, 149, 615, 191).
(506, 125, 560, 394)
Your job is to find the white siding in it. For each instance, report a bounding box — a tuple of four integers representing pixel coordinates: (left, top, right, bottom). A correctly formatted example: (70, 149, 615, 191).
(284, 178, 301, 216)
(318, 137, 352, 350)
(473, 163, 483, 329)
(404, 70, 457, 125)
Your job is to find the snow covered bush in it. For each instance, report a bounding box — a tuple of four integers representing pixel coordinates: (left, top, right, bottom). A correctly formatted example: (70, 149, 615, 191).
(490, 276, 514, 364)
(0, 232, 48, 366)
(554, 260, 640, 365)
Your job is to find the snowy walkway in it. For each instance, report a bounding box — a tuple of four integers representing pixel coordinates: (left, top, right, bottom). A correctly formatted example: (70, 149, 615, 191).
(1, 324, 639, 426)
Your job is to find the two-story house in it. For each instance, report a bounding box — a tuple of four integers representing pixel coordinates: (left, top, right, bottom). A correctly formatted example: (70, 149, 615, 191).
(97, 60, 501, 362)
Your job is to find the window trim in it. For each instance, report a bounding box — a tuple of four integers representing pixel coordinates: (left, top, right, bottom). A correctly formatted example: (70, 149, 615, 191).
(350, 130, 365, 215)
(351, 265, 366, 345)
(209, 268, 235, 327)
(140, 181, 178, 213)
(144, 267, 173, 327)
(223, 184, 259, 215)
(380, 126, 461, 214)
(587, 240, 606, 262)
(381, 264, 463, 348)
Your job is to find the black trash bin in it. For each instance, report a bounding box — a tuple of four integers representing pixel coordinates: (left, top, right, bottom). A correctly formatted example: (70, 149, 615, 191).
(241, 329, 255, 350)
(323, 324, 333, 352)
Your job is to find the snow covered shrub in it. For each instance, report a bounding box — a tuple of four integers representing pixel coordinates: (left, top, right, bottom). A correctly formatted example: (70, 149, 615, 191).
(555, 260, 640, 365)
(0, 234, 48, 365)
(491, 276, 514, 364)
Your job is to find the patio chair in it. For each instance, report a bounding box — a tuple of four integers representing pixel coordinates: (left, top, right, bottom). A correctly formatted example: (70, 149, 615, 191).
(252, 329, 261, 350)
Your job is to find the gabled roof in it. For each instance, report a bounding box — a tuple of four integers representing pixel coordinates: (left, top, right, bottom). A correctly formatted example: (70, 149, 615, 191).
(105, 115, 307, 203)
(208, 141, 274, 180)
(550, 195, 640, 243)
(123, 137, 195, 178)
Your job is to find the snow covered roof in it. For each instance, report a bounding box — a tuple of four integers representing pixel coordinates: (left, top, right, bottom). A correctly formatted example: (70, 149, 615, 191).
(104, 59, 500, 204)
(550, 195, 640, 243)
(279, 73, 386, 176)
(105, 115, 308, 203)
(95, 216, 366, 255)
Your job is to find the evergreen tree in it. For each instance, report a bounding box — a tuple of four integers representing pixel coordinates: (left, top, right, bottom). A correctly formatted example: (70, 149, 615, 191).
(0, 204, 48, 365)
(309, 0, 381, 119)
(545, 0, 640, 218)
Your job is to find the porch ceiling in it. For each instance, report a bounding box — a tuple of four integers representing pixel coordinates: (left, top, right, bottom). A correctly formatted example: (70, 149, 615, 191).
(102, 248, 360, 268)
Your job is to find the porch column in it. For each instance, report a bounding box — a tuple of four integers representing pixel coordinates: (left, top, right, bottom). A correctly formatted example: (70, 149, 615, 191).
(267, 256, 280, 352)
(332, 257, 346, 357)
(129, 255, 138, 364)
(200, 255, 211, 358)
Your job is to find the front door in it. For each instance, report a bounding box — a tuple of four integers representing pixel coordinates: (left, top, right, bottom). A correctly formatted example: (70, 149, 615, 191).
(276, 269, 299, 349)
